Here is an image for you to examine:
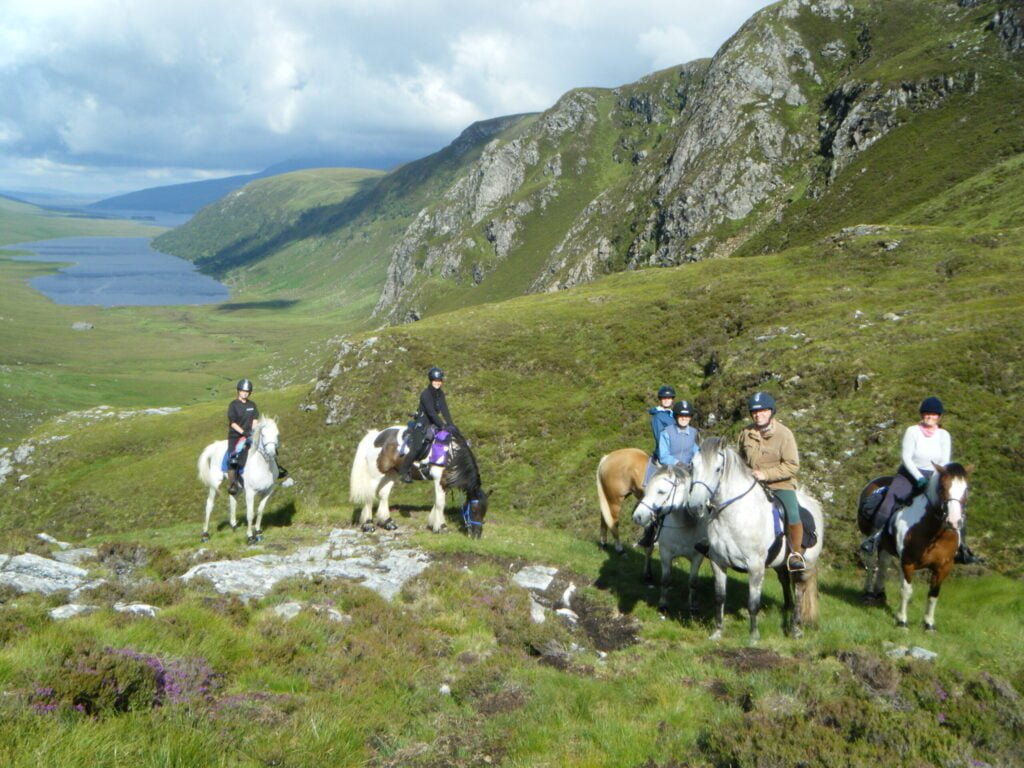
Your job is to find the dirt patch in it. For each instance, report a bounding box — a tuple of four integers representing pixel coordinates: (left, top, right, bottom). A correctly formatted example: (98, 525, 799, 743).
(835, 649, 900, 695)
(572, 592, 641, 652)
(476, 685, 527, 716)
(708, 647, 797, 673)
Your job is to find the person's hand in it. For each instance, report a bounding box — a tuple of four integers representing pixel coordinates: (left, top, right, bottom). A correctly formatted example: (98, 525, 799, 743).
(245, 437, 252, 448)
(915, 476, 928, 491)
(752, 469, 766, 482)
(448, 424, 460, 434)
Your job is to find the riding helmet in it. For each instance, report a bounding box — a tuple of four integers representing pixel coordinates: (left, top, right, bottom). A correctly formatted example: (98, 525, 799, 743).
(657, 385, 676, 399)
(428, 366, 445, 382)
(748, 391, 776, 414)
(236, 379, 254, 392)
(672, 400, 694, 417)
(919, 396, 944, 415)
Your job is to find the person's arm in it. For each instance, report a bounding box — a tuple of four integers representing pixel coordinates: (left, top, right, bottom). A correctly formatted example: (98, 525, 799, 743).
(228, 402, 246, 436)
(437, 390, 454, 426)
(421, 389, 442, 427)
(759, 431, 799, 483)
(901, 427, 923, 481)
(658, 429, 676, 466)
(940, 430, 952, 465)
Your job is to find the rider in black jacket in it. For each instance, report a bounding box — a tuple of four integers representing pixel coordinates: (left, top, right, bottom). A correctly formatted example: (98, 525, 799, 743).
(400, 367, 457, 483)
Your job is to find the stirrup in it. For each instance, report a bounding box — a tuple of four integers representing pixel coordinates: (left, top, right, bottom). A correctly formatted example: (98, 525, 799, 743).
(860, 530, 881, 554)
(786, 552, 806, 572)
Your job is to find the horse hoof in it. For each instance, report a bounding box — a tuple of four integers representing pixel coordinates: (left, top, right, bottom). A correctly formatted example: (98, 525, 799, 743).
(896, 620, 908, 629)
(709, 630, 722, 642)
(380, 519, 398, 531)
(924, 623, 936, 633)
(791, 626, 804, 640)
(658, 604, 669, 615)
(200, 532, 210, 543)
(247, 536, 258, 546)
(230, 524, 238, 531)
(361, 523, 376, 533)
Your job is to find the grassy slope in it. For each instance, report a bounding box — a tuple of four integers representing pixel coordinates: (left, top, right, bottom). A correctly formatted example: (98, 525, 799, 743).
(1, 221, 1022, 766)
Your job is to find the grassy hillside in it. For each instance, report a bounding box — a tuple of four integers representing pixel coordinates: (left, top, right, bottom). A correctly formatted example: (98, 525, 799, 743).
(0, 196, 159, 244)
(1, 220, 1022, 766)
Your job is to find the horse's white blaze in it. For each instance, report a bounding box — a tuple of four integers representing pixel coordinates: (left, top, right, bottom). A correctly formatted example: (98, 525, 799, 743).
(944, 477, 967, 530)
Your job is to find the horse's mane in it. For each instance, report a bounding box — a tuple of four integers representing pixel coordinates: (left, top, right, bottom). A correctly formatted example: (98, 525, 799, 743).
(444, 433, 481, 493)
(699, 436, 753, 485)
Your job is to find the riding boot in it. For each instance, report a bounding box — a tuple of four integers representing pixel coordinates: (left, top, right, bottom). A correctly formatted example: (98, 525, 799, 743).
(860, 528, 882, 554)
(399, 452, 416, 484)
(227, 468, 241, 496)
(786, 522, 806, 572)
(636, 523, 657, 549)
(954, 520, 983, 564)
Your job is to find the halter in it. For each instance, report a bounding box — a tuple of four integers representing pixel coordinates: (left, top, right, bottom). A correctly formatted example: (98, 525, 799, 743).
(635, 470, 687, 522)
(462, 498, 483, 530)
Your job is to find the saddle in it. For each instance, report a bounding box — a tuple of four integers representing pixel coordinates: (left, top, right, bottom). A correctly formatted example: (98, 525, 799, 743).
(765, 496, 817, 565)
(399, 427, 452, 466)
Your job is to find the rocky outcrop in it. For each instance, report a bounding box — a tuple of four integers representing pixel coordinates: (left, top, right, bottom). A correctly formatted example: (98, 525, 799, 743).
(989, 7, 1024, 52)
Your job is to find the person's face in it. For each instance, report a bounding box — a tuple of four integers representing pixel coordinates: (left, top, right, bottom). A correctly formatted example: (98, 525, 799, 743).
(676, 414, 692, 428)
(751, 408, 772, 428)
(921, 411, 941, 426)
(659, 396, 673, 408)
(238, 389, 250, 401)
(431, 379, 443, 389)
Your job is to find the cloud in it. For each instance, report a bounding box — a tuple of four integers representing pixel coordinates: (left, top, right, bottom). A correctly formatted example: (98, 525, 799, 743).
(0, 0, 772, 196)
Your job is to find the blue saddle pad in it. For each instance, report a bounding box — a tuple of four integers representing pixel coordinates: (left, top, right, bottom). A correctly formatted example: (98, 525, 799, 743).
(220, 450, 244, 476)
(770, 499, 817, 548)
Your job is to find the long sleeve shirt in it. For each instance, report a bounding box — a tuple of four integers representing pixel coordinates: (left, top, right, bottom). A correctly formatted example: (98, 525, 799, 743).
(900, 425, 951, 480)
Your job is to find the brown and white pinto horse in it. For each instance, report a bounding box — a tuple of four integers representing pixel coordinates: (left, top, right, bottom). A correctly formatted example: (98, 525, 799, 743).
(862, 462, 971, 631)
(349, 425, 488, 537)
(596, 448, 649, 555)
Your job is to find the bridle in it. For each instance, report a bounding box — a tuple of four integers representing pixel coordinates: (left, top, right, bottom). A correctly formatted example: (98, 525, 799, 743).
(689, 450, 760, 519)
(255, 425, 278, 463)
(635, 470, 687, 524)
(462, 498, 483, 530)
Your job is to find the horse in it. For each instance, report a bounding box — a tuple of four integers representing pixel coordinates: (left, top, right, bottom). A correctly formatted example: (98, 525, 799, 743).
(596, 448, 649, 554)
(349, 426, 488, 537)
(631, 464, 708, 615)
(198, 417, 282, 545)
(685, 437, 824, 642)
(861, 462, 971, 631)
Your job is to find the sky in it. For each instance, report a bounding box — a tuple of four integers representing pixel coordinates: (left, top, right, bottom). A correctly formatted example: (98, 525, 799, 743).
(0, 0, 772, 199)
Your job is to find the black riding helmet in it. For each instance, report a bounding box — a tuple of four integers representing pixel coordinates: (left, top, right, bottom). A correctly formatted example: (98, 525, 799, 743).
(428, 366, 445, 382)
(237, 379, 254, 393)
(919, 396, 944, 415)
(672, 400, 694, 417)
(657, 385, 676, 399)
(748, 391, 776, 414)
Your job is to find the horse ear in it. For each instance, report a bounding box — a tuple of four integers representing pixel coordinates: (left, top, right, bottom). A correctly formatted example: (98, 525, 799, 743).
(932, 461, 945, 474)
(964, 463, 975, 474)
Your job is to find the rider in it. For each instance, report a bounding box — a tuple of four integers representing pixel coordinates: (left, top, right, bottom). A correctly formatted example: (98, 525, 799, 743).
(860, 397, 980, 564)
(637, 385, 678, 548)
(227, 379, 260, 496)
(657, 399, 700, 468)
(737, 391, 805, 572)
(400, 366, 457, 483)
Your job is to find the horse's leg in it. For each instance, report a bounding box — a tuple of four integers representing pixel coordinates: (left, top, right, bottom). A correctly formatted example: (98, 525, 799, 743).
(657, 544, 673, 612)
(428, 475, 446, 532)
(686, 555, 703, 618)
(747, 566, 765, 644)
(863, 548, 884, 601)
(710, 561, 728, 641)
(376, 478, 397, 530)
(254, 489, 273, 541)
(245, 489, 258, 545)
(201, 486, 216, 542)
(923, 563, 951, 632)
(897, 563, 915, 628)
(228, 493, 238, 532)
(777, 567, 798, 637)
(609, 498, 623, 555)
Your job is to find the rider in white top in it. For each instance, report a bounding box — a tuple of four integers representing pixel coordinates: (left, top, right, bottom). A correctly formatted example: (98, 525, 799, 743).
(900, 422, 951, 484)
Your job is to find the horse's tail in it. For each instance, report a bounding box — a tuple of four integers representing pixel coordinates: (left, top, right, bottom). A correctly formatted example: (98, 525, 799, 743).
(349, 430, 381, 505)
(596, 454, 615, 532)
(800, 568, 820, 626)
(197, 441, 224, 489)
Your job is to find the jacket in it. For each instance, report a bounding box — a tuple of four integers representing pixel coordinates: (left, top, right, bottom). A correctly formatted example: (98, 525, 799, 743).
(737, 418, 799, 491)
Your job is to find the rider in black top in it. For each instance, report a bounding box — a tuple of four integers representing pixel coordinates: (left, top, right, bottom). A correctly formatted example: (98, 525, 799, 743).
(400, 367, 457, 483)
(227, 379, 259, 495)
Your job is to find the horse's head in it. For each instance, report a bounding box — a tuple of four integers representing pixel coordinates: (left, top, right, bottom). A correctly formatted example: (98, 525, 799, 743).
(686, 437, 730, 518)
(930, 461, 972, 531)
(463, 487, 489, 539)
(255, 417, 280, 460)
(633, 465, 690, 527)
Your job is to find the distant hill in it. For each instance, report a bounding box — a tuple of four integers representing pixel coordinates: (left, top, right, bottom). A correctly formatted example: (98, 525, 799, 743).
(88, 155, 413, 215)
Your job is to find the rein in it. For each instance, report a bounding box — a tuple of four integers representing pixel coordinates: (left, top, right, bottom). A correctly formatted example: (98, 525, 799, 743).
(692, 451, 759, 518)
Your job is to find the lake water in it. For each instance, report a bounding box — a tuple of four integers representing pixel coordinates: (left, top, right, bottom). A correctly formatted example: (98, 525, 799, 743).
(1, 236, 230, 307)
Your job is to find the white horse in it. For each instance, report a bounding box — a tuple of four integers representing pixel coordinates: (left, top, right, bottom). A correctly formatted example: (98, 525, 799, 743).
(198, 417, 282, 545)
(685, 437, 824, 642)
(349, 425, 488, 536)
(631, 464, 708, 616)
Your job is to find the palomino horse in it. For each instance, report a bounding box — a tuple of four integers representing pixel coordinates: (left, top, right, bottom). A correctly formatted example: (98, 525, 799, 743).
(631, 464, 707, 615)
(861, 462, 970, 631)
(595, 448, 649, 554)
(349, 426, 488, 537)
(685, 437, 824, 642)
(198, 417, 283, 545)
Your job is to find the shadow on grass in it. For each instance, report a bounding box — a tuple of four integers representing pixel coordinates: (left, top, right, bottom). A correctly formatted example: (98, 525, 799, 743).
(262, 501, 297, 530)
(215, 299, 300, 311)
(593, 545, 783, 624)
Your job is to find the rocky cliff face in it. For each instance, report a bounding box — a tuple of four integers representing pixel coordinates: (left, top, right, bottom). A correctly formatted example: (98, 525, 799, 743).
(372, 0, 1011, 321)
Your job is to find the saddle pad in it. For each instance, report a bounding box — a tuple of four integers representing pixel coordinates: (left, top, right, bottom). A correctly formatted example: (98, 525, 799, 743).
(428, 436, 450, 466)
(642, 456, 657, 487)
(220, 450, 244, 476)
(769, 499, 818, 548)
